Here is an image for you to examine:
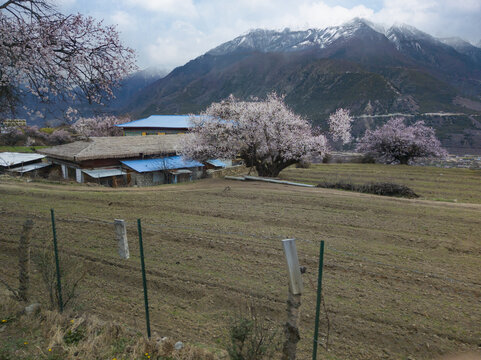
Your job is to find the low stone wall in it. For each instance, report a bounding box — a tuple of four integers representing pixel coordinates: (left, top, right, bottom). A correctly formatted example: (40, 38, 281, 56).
(206, 165, 250, 179)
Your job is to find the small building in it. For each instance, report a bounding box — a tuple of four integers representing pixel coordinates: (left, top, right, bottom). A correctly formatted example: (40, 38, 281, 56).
(0, 152, 51, 176)
(204, 159, 230, 170)
(117, 115, 197, 136)
(38, 135, 192, 186)
(121, 156, 204, 186)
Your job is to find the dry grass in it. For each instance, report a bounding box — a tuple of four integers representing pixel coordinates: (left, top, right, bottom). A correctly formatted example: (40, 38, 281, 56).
(0, 295, 221, 359)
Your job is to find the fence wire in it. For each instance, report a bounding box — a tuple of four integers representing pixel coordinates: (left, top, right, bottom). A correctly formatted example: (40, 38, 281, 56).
(1, 209, 479, 288)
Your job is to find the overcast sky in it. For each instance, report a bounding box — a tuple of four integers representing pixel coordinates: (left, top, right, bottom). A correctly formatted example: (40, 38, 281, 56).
(56, 0, 481, 71)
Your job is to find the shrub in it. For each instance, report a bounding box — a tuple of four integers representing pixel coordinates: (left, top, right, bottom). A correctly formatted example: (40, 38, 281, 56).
(32, 239, 87, 310)
(322, 154, 332, 164)
(316, 181, 419, 198)
(63, 327, 85, 345)
(227, 306, 280, 360)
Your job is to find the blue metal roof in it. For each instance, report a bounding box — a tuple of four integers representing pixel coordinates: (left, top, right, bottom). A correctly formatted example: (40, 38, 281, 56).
(206, 159, 226, 168)
(121, 156, 203, 173)
(117, 115, 199, 129)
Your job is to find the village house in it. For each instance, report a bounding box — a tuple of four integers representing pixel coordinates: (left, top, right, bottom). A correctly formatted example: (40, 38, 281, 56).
(38, 135, 203, 187)
(0, 152, 51, 176)
(116, 115, 198, 136)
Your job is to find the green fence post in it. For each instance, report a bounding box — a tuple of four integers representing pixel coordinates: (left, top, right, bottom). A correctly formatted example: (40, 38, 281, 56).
(137, 219, 151, 338)
(50, 209, 63, 313)
(312, 240, 325, 360)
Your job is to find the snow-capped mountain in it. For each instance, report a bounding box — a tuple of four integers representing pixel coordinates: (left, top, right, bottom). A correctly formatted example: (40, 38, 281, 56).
(208, 18, 386, 55)
(208, 18, 478, 61)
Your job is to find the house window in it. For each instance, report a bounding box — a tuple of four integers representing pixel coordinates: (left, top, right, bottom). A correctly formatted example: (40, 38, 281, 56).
(157, 132, 165, 135)
(142, 132, 147, 136)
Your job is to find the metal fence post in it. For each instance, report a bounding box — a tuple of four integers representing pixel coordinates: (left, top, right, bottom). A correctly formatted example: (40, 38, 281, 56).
(50, 209, 63, 313)
(312, 240, 325, 360)
(137, 219, 151, 338)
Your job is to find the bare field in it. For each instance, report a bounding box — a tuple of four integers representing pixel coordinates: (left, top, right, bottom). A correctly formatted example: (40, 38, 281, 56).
(0, 164, 480, 360)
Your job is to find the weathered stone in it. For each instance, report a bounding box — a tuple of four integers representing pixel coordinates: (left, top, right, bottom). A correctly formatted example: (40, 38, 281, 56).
(174, 341, 184, 350)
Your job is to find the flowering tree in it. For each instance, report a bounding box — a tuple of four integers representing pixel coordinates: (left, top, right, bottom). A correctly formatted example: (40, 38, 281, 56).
(181, 93, 332, 177)
(328, 108, 353, 144)
(0, 0, 136, 117)
(0, 124, 73, 145)
(73, 115, 126, 137)
(48, 128, 72, 145)
(356, 117, 447, 164)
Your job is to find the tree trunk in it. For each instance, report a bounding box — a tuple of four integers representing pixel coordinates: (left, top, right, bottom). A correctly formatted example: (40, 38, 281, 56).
(282, 290, 301, 360)
(18, 218, 34, 302)
(255, 159, 297, 177)
(398, 156, 410, 165)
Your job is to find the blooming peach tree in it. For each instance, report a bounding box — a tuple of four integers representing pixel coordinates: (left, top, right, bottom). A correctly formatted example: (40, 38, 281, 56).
(181, 93, 344, 177)
(328, 108, 353, 144)
(0, 0, 136, 117)
(73, 115, 126, 137)
(356, 117, 447, 164)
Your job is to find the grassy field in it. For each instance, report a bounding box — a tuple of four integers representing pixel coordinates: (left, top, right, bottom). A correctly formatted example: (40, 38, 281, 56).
(282, 163, 481, 204)
(0, 163, 480, 359)
(0, 146, 49, 153)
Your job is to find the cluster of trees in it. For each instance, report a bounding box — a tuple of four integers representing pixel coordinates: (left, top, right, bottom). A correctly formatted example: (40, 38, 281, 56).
(0, 115, 127, 146)
(182, 94, 446, 175)
(182, 93, 352, 177)
(0, 125, 72, 146)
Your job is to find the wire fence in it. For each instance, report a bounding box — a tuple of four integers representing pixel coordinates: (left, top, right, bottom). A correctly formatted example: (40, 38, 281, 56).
(1, 209, 480, 358)
(3, 210, 473, 287)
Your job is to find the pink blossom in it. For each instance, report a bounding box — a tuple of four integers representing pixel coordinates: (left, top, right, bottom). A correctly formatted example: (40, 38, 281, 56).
(356, 117, 447, 164)
(0, 1, 136, 117)
(328, 108, 353, 144)
(181, 93, 329, 177)
(73, 115, 126, 137)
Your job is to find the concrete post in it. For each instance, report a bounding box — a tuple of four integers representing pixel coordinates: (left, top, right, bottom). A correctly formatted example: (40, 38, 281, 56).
(282, 239, 303, 360)
(114, 219, 129, 259)
(61, 164, 68, 179)
(75, 168, 83, 183)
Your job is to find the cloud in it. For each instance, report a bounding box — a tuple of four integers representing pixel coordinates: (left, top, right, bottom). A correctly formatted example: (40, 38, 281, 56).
(122, 0, 197, 17)
(371, 0, 481, 41)
(297, 2, 375, 28)
(59, 0, 481, 69)
(54, 0, 77, 7)
(110, 10, 137, 31)
(146, 21, 206, 68)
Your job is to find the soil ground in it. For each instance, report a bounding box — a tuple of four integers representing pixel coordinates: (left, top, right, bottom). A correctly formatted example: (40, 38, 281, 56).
(0, 163, 480, 359)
